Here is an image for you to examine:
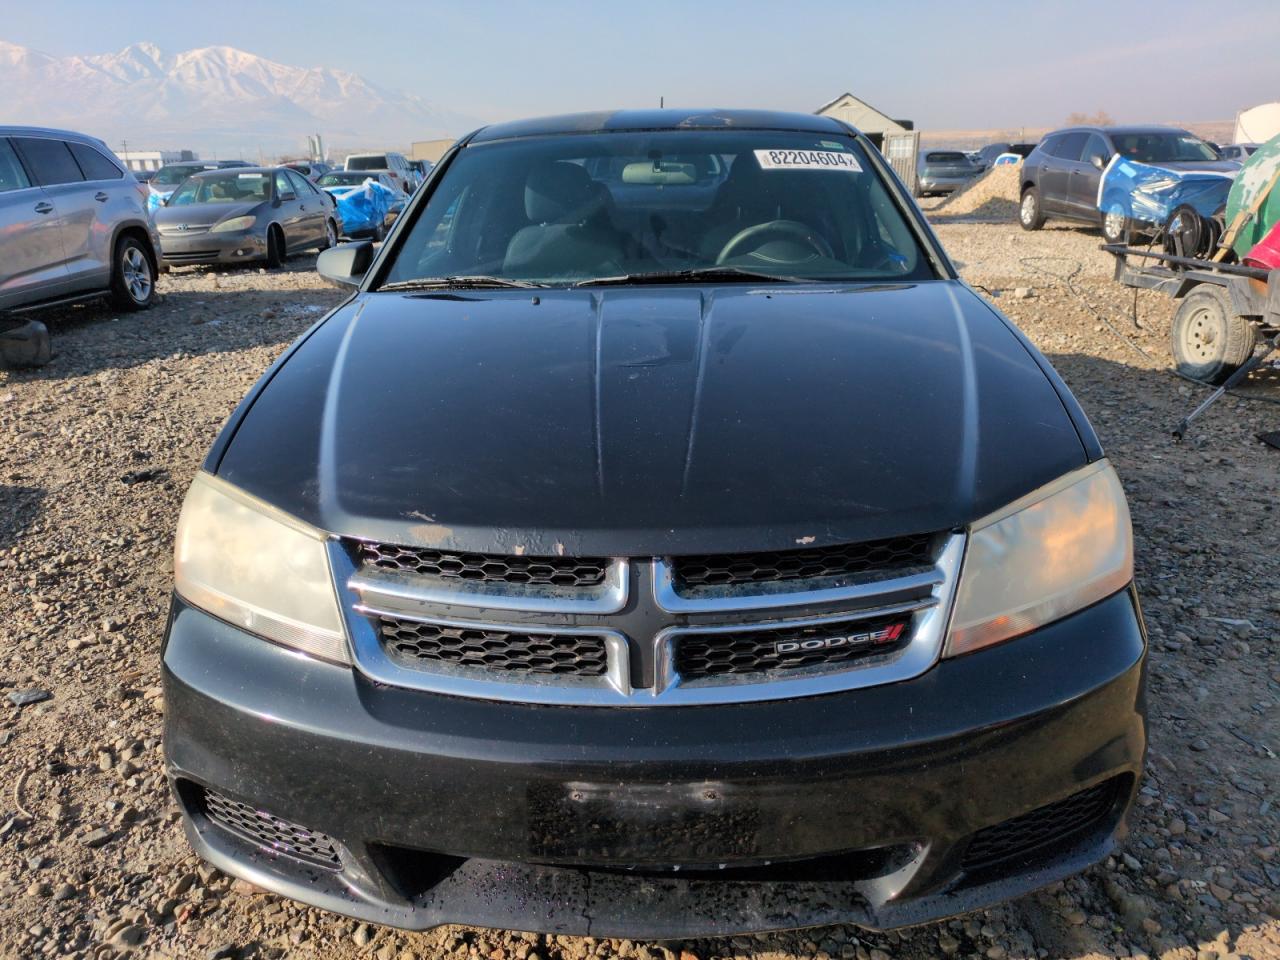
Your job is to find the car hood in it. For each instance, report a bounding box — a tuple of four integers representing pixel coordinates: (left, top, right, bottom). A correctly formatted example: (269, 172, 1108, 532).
(153, 201, 261, 230)
(1161, 160, 1240, 175)
(215, 281, 1091, 556)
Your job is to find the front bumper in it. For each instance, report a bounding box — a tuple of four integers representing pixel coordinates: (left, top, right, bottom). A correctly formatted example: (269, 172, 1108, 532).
(918, 175, 977, 194)
(163, 589, 1146, 938)
(158, 230, 267, 266)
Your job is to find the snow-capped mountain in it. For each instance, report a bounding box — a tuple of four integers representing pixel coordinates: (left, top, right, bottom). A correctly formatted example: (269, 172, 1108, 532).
(0, 40, 481, 157)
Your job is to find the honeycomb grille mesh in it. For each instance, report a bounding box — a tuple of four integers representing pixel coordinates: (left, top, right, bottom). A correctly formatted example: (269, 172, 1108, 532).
(674, 615, 911, 678)
(360, 542, 609, 587)
(962, 778, 1123, 871)
(203, 788, 341, 869)
(672, 534, 936, 590)
(380, 617, 609, 676)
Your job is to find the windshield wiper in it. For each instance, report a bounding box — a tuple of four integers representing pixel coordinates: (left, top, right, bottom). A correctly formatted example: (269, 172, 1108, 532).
(574, 267, 804, 287)
(380, 276, 548, 291)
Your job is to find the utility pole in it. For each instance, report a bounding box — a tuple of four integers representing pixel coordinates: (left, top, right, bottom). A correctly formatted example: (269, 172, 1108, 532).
(660, 96, 664, 109)
(120, 139, 130, 171)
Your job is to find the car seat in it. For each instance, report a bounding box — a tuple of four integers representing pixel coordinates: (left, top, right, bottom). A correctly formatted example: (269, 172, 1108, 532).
(503, 162, 625, 279)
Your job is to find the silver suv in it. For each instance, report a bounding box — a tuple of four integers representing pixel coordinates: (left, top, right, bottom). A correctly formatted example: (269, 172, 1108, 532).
(0, 126, 160, 314)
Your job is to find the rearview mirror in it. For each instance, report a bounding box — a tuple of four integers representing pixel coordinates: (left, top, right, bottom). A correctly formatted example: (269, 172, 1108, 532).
(1091, 154, 1106, 170)
(317, 240, 374, 287)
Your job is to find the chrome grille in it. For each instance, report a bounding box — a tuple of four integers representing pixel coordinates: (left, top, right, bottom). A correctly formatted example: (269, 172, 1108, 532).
(674, 613, 911, 679)
(360, 542, 608, 587)
(335, 532, 965, 707)
(672, 534, 935, 589)
(203, 788, 341, 869)
(379, 616, 609, 676)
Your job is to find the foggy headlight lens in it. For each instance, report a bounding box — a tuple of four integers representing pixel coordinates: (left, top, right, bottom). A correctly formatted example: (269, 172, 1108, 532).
(946, 461, 1132, 657)
(211, 215, 256, 233)
(174, 472, 349, 663)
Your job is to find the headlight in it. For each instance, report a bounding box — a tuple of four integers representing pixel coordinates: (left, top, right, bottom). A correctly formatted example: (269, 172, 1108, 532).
(174, 472, 349, 663)
(211, 215, 256, 233)
(946, 460, 1132, 657)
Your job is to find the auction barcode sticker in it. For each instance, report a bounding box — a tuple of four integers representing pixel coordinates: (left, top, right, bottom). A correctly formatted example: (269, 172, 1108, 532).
(754, 149, 862, 172)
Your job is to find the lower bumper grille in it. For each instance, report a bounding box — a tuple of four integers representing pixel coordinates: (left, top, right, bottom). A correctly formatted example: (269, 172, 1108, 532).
(379, 616, 609, 677)
(201, 786, 341, 869)
(162, 250, 223, 263)
(674, 614, 911, 678)
(962, 777, 1126, 872)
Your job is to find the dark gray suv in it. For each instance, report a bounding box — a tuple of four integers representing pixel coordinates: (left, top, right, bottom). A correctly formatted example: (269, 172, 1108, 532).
(0, 126, 160, 314)
(1018, 125, 1235, 242)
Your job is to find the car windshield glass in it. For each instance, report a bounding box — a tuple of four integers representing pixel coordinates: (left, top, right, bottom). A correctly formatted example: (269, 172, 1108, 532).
(1111, 133, 1218, 163)
(383, 130, 935, 287)
(347, 156, 386, 171)
(153, 165, 205, 185)
(168, 172, 270, 205)
(319, 173, 374, 187)
(925, 152, 968, 163)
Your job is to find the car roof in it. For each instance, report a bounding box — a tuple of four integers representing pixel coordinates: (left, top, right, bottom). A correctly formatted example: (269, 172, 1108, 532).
(1051, 125, 1193, 138)
(0, 124, 111, 149)
(186, 166, 278, 176)
(469, 108, 852, 143)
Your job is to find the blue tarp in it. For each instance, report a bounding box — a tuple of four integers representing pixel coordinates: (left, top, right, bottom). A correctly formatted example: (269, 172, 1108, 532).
(323, 179, 397, 237)
(1097, 158, 1235, 227)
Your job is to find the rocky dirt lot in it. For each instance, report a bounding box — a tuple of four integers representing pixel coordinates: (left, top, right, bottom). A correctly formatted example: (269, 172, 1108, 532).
(1, 219, 1277, 960)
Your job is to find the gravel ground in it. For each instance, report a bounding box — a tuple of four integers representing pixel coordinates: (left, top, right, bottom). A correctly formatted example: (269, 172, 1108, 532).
(1, 218, 1278, 960)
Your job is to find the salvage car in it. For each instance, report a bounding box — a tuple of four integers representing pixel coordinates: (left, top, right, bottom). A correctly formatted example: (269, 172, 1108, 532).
(164, 109, 1146, 938)
(1019, 125, 1236, 241)
(915, 149, 984, 196)
(154, 166, 338, 268)
(316, 169, 408, 240)
(0, 125, 159, 314)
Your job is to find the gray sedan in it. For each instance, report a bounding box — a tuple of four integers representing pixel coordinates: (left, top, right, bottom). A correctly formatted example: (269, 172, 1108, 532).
(154, 167, 338, 268)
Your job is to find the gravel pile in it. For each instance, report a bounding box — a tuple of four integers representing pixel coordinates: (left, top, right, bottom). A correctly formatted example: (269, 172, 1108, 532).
(934, 163, 1022, 220)
(1, 235, 1278, 959)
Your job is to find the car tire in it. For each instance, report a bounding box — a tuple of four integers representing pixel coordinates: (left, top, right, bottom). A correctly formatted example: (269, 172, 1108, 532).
(1171, 285, 1257, 384)
(1019, 187, 1045, 230)
(108, 234, 156, 311)
(320, 218, 337, 252)
(264, 225, 285, 269)
(1101, 200, 1130, 245)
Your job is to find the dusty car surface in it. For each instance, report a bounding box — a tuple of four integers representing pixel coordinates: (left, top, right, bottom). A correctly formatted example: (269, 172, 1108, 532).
(154, 166, 338, 268)
(163, 109, 1146, 938)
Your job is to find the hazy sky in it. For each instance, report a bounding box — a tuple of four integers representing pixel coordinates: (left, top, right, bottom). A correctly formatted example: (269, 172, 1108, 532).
(7, 0, 1279, 130)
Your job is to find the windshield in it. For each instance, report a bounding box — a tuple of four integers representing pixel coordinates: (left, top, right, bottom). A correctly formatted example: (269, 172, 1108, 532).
(347, 155, 387, 171)
(320, 172, 377, 187)
(383, 130, 934, 286)
(1112, 133, 1219, 163)
(153, 165, 206, 186)
(168, 171, 270, 206)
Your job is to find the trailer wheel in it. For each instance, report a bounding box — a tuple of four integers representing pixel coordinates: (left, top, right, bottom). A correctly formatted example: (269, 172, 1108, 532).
(1171, 286, 1258, 384)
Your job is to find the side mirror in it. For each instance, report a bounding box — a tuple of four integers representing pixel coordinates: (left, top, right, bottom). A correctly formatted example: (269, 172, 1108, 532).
(1091, 154, 1106, 170)
(317, 240, 374, 287)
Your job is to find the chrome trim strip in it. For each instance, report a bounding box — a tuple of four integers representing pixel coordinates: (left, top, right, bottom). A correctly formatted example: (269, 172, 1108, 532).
(643, 533, 966, 706)
(652, 559, 942, 613)
(348, 557, 629, 615)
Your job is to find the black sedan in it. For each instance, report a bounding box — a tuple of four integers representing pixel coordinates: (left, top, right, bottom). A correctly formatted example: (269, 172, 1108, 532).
(153, 166, 338, 268)
(164, 109, 1144, 938)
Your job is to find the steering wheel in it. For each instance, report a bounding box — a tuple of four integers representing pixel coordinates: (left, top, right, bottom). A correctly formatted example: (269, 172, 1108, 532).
(715, 219, 834, 265)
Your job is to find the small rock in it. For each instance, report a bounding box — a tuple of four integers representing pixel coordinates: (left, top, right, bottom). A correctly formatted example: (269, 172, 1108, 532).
(1011, 287, 1034, 299)
(82, 827, 113, 848)
(110, 924, 147, 949)
(7, 688, 51, 707)
(27, 881, 50, 897)
(206, 944, 238, 960)
(1190, 738, 1210, 752)
(51, 882, 76, 901)
(937, 935, 960, 956)
(353, 923, 372, 947)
